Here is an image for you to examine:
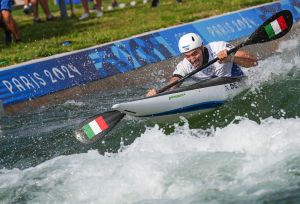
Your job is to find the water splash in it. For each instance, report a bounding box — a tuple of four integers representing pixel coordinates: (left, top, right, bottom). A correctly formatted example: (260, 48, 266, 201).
(1, 117, 300, 203)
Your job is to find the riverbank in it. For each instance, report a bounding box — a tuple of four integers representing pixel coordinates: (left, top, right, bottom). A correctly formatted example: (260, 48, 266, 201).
(0, 0, 274, 67)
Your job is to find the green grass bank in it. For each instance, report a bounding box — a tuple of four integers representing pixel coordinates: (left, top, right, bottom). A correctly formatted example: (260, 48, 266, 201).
(0, 0, 275, 67)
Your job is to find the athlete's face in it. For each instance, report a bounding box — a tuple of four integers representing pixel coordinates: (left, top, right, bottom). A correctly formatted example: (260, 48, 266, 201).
(184, 47, 204, 68)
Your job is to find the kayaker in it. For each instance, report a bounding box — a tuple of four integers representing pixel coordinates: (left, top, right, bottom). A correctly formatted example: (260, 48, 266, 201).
(146, 32, 258, 96)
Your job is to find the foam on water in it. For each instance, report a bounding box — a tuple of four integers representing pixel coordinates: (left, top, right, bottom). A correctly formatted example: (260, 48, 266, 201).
(245, 38, 300, 90)
(63, 100, 85, 107)
(1, 117, 299, 203)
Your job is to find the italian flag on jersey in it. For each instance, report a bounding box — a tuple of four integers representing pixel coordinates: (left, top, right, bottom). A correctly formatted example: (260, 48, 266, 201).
(264, 15, 288, 39)
(82, 116, 109, 139)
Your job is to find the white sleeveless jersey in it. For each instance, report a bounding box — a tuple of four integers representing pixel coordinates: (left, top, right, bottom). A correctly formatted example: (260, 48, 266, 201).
(173, 41, 237, 80)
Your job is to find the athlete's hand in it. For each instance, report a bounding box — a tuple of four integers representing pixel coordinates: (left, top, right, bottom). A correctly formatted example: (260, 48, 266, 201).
(146, 89, 157, 97)
(217, 50, 233, 63)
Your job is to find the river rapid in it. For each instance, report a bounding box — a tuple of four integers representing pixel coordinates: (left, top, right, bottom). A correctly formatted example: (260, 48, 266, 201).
(0, 32, 299, 203)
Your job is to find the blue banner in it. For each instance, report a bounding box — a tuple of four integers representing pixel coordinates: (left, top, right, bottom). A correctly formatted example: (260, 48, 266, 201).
(88, 33, 176, 79)
(0, 0, 299, 106)
(0, 54, 99, 105)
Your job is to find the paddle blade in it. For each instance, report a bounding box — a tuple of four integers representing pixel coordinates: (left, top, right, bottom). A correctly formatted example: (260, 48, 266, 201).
(248, 10, 293, 45)
(74, 110, 126, 144)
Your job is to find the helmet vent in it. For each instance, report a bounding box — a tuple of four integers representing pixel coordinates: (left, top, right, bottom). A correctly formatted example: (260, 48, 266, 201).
(192, 36, 195, 41)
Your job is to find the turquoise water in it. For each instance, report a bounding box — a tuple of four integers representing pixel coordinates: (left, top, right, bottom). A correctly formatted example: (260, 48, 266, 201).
(0, 36, 299, 203)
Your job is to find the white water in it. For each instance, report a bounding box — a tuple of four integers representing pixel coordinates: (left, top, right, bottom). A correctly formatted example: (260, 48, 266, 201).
(63, 100, 86, 107)
(1, 30, 300, 204)
(245, 38, 300, 89)
(1, 117, 300, 204)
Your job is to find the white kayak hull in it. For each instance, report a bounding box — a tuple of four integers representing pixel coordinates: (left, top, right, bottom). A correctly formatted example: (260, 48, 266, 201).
(112, 77, 248, 118)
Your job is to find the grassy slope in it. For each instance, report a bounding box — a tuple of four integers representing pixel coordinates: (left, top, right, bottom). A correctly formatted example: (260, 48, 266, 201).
(0, 0, 275, 67)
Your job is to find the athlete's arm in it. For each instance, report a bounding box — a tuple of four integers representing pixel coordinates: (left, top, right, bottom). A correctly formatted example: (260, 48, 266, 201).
(168, 75, 182, 89)
(218, 49, 258, 68)
(146, 75, 182, 97)
(146, 89, 157, 97)
(233, 50, 258, 68)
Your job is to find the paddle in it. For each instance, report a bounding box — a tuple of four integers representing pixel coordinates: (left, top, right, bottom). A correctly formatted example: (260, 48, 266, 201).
(74, 10, 293, 144)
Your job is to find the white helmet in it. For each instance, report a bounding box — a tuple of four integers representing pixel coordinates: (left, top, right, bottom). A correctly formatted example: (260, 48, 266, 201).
(178, 33, 203, 53)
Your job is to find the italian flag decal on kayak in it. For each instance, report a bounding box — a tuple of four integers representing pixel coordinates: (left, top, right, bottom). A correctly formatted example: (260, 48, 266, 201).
(82, 116, 109, 139)
(264, 16, 287, 39)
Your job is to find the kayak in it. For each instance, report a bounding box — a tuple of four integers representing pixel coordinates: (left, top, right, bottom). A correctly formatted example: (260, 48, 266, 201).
(75, 10, 294, 144)
(112, 76, 248, 119)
